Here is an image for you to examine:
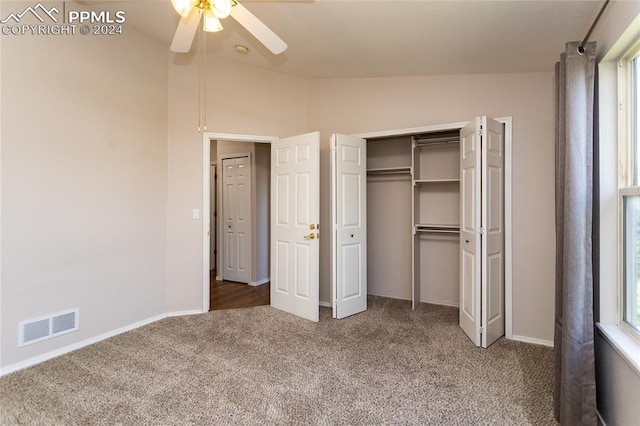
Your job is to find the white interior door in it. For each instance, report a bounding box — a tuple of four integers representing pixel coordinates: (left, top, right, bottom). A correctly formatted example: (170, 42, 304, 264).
(222, 156, 251, 284)
(481, 116, 505, 348)
(331, 134, 367, 319)
(460, 119, 482, 346)
(270, 132, 320, 321)
(460, 117, 505, 348)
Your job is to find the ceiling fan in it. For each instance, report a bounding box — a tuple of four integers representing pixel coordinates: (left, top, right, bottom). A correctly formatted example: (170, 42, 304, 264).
(169, 0, 287, 55)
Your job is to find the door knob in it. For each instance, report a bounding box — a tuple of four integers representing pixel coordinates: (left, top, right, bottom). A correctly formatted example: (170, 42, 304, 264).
(309, 224, 316, 230)
(304, 233, 316, 240)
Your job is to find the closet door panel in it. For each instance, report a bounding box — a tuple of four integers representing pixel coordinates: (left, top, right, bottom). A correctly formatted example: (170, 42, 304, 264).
(341, 244, 362, 299)
(332, 134, 367, 319)
(481, 117, 505, 348)
(459, 119, 482, 346)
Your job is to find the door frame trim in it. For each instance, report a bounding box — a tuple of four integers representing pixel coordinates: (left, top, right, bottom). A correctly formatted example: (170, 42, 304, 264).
(202, 132, 278, 312)
(353, 117, 513, 339)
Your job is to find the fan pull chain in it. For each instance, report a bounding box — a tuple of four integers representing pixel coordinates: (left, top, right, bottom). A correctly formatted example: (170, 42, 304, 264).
(203, 29, 207, 132)
(197, 24, 202, 133)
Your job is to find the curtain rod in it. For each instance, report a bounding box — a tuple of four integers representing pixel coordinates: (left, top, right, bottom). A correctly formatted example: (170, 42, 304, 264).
(578, 0, 610, 55)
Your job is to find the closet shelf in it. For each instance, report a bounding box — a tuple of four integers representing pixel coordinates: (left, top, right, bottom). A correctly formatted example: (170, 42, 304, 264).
(367, 166, 412, 176)
(414, 224, 460, 234)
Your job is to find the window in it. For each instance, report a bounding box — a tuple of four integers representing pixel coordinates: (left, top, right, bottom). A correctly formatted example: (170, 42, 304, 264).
(620, 52, 640, 337)
(598, 14, 640, 374)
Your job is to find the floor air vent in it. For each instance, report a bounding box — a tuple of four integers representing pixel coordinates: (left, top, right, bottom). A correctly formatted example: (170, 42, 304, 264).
(19, 308, 79, 347)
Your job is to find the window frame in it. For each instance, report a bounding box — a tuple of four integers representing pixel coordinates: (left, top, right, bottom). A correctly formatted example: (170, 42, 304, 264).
(619, 188, 640, 340)
(617, 44, 640, 342)
(598, 13, 640, 375)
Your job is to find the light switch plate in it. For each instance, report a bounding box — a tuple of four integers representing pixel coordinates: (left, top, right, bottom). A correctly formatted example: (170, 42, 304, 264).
(192, 209, 200, 219)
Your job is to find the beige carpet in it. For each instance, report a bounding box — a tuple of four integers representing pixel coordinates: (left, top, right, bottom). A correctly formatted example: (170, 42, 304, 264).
(0, 296, 556, 425)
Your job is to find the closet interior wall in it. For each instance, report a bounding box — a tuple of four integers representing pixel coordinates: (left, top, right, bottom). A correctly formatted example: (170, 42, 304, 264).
(366, 136, 412, 300)
(365, 130, 461, 307)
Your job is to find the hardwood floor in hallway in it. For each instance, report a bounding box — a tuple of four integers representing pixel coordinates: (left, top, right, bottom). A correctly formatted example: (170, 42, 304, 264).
(209, 270, 270, 311)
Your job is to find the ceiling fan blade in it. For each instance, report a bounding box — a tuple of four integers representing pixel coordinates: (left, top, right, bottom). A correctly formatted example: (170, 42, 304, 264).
(230, 2, 287, 55)
(170, 7, 202, 53)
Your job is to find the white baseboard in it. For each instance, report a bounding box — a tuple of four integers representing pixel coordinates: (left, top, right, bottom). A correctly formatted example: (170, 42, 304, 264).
(597, 410, 606, 426)
(319, 301, 332, 308)
(167, 309, 204, 317)
(0, 313, 167, 377)
(511, 334, 554, 347)
(215, 276, 222, 281)
(249, 278, 269, 287)
(366, 291, 411, 301)
(421, 298, 459, 308)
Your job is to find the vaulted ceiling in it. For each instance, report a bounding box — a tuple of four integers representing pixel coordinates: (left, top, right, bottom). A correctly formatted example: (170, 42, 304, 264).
(122, 0, 601, 79)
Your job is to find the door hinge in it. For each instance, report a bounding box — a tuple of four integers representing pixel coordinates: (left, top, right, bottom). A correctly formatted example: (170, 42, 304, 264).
(479, 227, 485, 235)
(480, 327, 485, 334)
(478, 128, 484, 137)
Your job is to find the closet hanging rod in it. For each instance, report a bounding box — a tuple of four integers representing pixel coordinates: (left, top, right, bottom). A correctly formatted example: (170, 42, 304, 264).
(367, 166, 412, 175)
(415, 225, 460, 234)
(413, 138, 460, 147)
(416, 228, 460, 235)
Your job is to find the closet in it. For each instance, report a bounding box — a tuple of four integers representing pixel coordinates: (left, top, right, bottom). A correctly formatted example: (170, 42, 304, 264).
(364, 116, 505, 348)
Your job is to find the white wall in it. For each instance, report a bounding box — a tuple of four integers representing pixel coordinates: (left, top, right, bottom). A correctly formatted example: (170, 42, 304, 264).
(0, 15, 169, 367)
(307, 72, 556, 343)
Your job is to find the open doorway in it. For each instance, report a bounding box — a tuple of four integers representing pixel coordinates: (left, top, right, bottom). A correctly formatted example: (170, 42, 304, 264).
(206, 137, 272, 311)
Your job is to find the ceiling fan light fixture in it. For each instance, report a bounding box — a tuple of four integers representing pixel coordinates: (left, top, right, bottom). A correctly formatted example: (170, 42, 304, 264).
(171, 0, 197, 18)
(210, 0, 232, 19)
(203, 9, 223, 32)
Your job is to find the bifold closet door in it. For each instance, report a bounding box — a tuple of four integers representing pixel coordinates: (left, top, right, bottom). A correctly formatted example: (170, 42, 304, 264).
(331, 134, 367, 319)
(222, 156, 251, 284)
(460, 116, 505, 348)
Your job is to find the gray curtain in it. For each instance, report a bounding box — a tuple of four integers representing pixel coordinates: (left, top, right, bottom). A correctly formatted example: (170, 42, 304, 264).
(554, 41, 597, 425)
